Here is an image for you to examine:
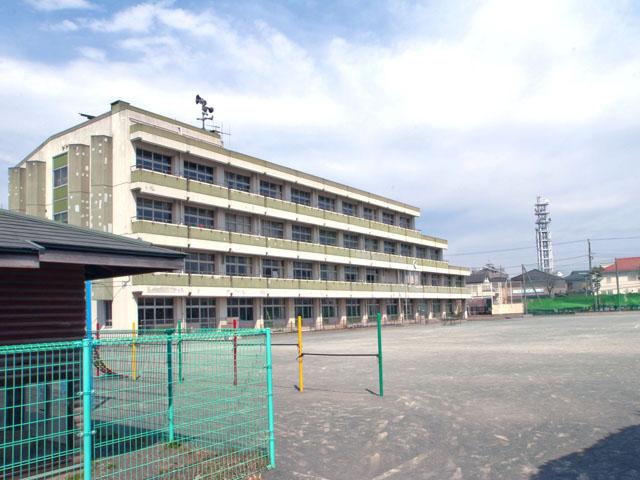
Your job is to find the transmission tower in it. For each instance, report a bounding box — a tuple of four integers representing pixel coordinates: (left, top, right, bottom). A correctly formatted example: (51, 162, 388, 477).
(535, 196, 554, 273)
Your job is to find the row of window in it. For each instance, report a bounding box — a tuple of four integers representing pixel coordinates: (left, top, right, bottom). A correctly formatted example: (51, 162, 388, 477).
(182, 251, 464, 285)
(135, 197, 442, 259)
(135, 147, 414, 227)
(135, 297, 455, 328)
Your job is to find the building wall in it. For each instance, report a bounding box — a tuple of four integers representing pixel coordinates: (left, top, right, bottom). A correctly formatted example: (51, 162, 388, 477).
(0, 263, 86, 345)
(10, 101, 471, 330)
(601, 271, 640, 294)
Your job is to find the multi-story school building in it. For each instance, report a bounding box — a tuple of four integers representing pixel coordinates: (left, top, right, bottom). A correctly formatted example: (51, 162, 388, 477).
(9, 100, 470, 330)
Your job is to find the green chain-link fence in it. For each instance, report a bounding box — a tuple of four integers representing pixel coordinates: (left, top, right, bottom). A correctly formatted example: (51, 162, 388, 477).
(1, 329, 275, 479)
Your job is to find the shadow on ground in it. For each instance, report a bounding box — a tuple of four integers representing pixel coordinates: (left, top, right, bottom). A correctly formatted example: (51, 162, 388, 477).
(531, 424, 640, 479)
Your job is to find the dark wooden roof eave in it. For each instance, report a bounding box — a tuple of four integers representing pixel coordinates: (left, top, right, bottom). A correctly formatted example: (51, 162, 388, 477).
(0, 250, 183, 280)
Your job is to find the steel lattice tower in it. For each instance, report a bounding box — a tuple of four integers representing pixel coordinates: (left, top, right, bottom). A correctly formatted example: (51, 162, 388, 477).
(535, 196, 554, 273)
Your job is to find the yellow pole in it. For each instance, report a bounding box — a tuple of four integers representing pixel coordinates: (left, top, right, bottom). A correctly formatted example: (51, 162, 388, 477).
(297, 315, 303, 393)
(132, 321, 137, 380)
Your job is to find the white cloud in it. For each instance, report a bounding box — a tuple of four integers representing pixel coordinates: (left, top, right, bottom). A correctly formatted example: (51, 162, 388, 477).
(24, 0, 94, 11)
(43, 19, 79, 31)
(2, 0, 640, 270)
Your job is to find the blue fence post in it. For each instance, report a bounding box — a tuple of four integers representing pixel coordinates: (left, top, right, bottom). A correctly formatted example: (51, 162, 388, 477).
(265, 329, 276, 469)
(82, 339, 93, 480)
(166, 333, 175, 443)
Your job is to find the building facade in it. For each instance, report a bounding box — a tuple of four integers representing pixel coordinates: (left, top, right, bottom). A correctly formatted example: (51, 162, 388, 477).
(601, 258, 640, 294)
(9, 100, 471, 330)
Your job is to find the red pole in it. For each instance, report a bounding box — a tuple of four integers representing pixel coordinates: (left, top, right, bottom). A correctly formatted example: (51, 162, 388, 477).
(233, 318, 238, 386)
(96, 323, 101, 377)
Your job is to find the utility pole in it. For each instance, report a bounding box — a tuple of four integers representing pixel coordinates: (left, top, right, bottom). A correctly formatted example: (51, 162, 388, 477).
(615, 258, 621, 310)
(522, 264, 528, 315)
(588, 239, 597, 310)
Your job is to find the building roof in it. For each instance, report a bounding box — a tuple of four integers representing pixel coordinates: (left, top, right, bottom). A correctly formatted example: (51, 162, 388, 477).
(564, 270, 589, 282)
(0, 209, 184, 279)
(602, 257, 640, 274)
(511, 268, 567, 285)
(467, 266, 509, 284)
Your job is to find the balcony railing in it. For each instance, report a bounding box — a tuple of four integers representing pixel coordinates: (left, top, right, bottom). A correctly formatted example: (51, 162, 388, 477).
(130, 168, 446, 246)
(131, 220, 470, 275)
(131, 272, 471, 297)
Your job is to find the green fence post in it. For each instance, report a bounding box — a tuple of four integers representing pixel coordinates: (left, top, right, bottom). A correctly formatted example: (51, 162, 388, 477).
(377, 312, 384, 397)
(178, 322, 183, 384)
(265, 328, 276, 469)
(82, 339, 93, 480)
(166, 333, 175, 443)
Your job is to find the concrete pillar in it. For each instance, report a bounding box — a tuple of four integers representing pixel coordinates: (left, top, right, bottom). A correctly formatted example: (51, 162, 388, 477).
(284, 221, 293, 240)
(360, 299, 368, 324)
(215, 209, 226, 231)
(255, 297, 264, 328)
(217, 297, 228, 326)
(283, 183, 292, 202)
(314, 298, 323, 329)
(250, 173, 259, 194)
(285, 297, 296, 331)
(380, 299, 388, 323)
(310, 190, 319, 208)
(338, 298, 347, 328)
(311, 225, 320, 244)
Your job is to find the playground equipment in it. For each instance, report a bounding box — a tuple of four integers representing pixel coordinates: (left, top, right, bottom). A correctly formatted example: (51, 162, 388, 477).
(273, 312, 384, 396)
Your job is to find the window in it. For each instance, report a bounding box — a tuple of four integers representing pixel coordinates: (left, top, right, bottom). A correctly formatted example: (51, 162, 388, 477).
(291, 188, 311, 206)
(136, 148, 171, 174)
(184, 206, 214, 229)
(186, 298, 216, 328)
(382, 211, 395, 225)
(293, 261, 313, 280)
(225, 213, 252, 234)
(400, 243, 412, 256)
(363, 207, 376, 220)
(367, 300, 380, 317)
(432, 275, 441, 286)
(320, 264, 338, 281)
(416, 246, 428, 259)
(318, 195, 335, 211)
(399, 216, 412, 228)
(342, 201, 356, 216)
(227, 298, 253, 322)
(225, 255, 251, 276)
(383, 241, 396, 254)
(343, 233, 359, 249)
(344, 266, 359, 282)
(386, 302, 399, 317)
(366, 268, 379, 283)
(431, 249, 442, 260)
(136, 197, 172, 223)
(292, 224, 312, 243)
(421, 272, 430, 286)
(364, 237, 379, 252)
(225, 171, 250, 192)
(294, 299, 314, 319)
(183, 161, 214, 184)
(262, 220, 284, 239)
(98, 300, 112, 328)
(346, 299, 360, 318)
(319, 229, 337, 246)
(263, 298, 284, 322)
(53, 166, 68, 187)
(262, 259, 283, 278)
(260, 180, 282, 199)
(53, 211, 68, 224)
(321, 299, 337, 319)
(185, 252, 214, 274)
(138, 297, 174, 329)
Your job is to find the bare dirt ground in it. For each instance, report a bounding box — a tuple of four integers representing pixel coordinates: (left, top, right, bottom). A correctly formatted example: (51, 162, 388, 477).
(264, 312, 640, 480)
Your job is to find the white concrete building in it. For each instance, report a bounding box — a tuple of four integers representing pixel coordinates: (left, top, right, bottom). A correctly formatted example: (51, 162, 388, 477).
(9, 100, 471, 331)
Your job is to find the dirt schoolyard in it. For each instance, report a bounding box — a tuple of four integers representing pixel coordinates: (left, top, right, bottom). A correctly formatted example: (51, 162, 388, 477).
(264, 312, 640, 479)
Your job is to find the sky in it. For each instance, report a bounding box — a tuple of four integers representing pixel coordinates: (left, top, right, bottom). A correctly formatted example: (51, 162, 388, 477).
(0, 0, 639, 275)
